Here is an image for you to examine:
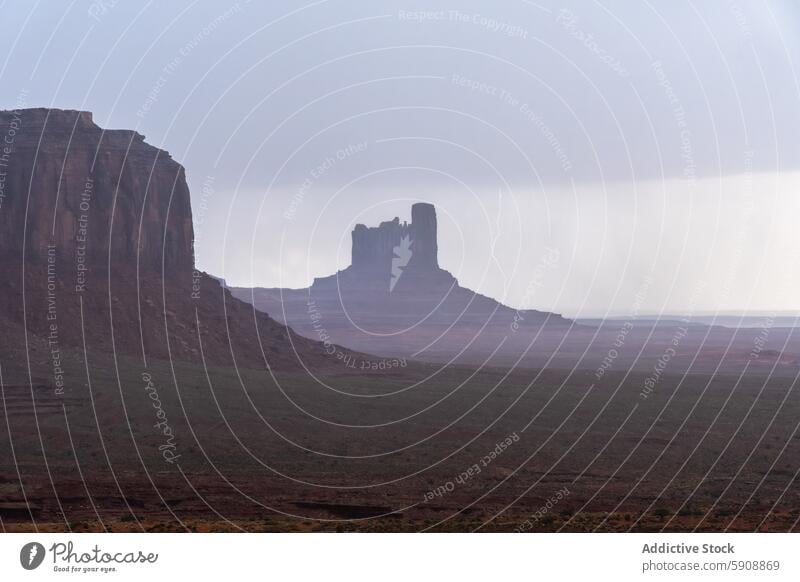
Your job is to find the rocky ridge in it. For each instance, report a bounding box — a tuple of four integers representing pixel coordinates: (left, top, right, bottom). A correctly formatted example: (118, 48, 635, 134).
(0, 108, 335, 370)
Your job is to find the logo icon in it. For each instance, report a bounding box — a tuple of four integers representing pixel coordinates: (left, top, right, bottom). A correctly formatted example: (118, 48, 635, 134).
(390, 235, 413, 292)
(20, 542, 46, 570)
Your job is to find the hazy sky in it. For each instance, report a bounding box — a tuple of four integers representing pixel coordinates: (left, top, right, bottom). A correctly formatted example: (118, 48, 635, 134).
(2, 0, 800, 315)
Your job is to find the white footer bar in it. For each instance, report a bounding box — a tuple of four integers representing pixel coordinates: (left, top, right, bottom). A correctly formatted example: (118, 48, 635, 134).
(1, 533, 797, 580)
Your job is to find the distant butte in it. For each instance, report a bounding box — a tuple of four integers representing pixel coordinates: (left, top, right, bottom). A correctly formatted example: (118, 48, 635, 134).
(314, 202, 456, 296)
(231, 203, 571, 364)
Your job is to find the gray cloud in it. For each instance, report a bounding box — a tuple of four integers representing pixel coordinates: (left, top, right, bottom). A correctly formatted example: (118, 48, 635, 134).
(2, 0, 799, 313)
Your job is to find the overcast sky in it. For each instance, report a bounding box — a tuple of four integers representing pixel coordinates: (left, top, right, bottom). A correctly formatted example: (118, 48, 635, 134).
(2, 0, 800, 316)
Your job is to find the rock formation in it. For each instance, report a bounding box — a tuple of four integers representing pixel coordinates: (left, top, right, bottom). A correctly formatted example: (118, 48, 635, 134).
(231, 203, 571, 364)
(0, 108, 334, 370)
(0, 109, 193, 272)
(350, 202, 439, 276)
(319, 202, 454, 297)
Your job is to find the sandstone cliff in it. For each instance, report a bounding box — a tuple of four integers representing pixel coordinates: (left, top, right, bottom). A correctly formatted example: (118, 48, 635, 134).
(0, 108, 335, 370)
(0, 108, 193, 272)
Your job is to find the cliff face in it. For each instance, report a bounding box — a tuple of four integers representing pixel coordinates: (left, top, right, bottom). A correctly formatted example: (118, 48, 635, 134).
(0, 108, 336, 369)
(0, 108, 193, 273)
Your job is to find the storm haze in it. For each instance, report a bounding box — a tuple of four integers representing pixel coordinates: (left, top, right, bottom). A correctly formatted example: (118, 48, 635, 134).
(2, 0, 799, 314)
